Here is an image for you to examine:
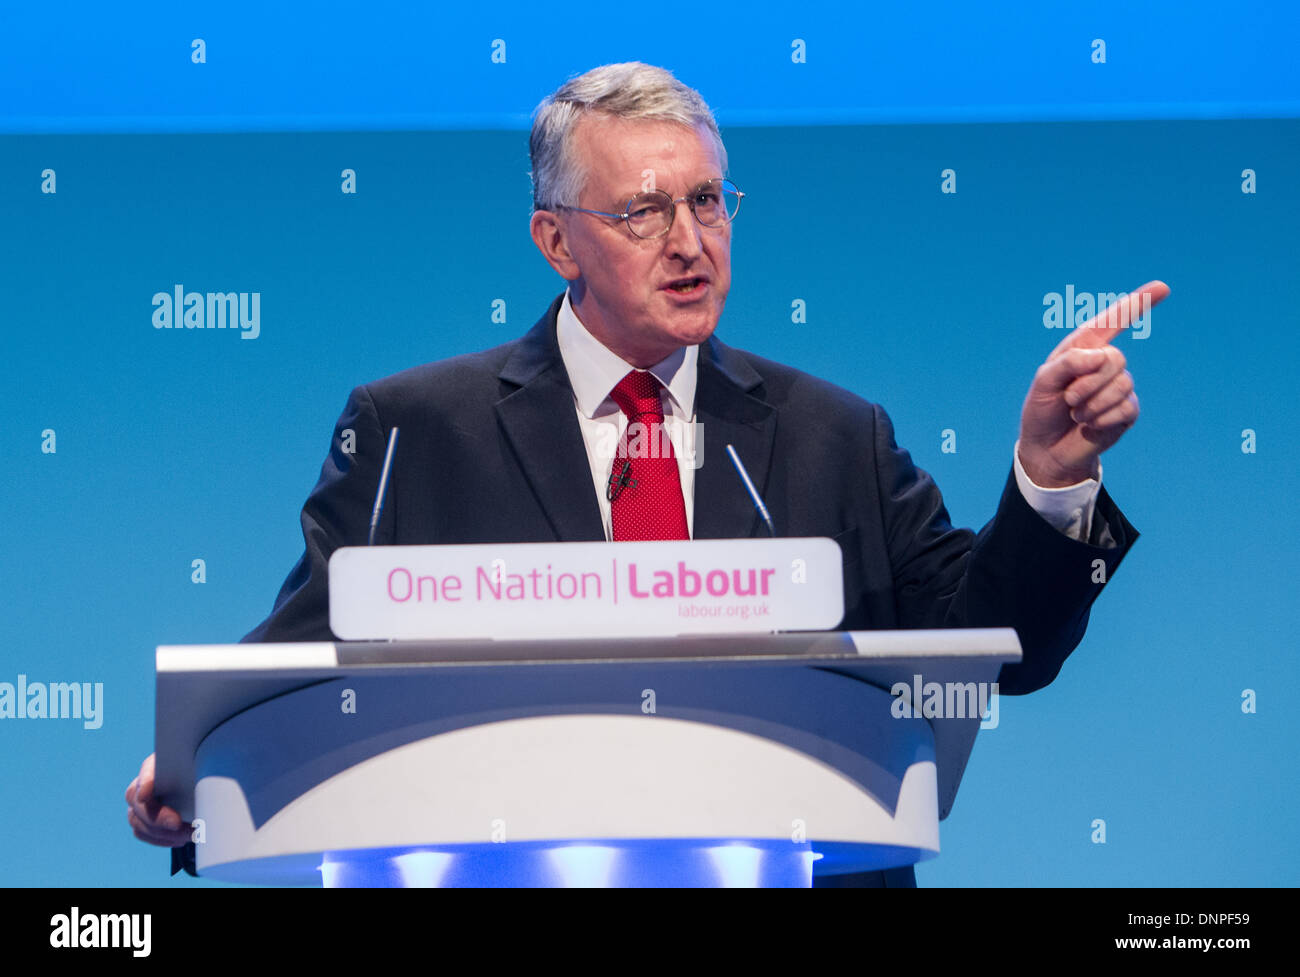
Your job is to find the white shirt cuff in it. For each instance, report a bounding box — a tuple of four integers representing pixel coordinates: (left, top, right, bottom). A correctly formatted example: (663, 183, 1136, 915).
(1012, 440, 1102, 542)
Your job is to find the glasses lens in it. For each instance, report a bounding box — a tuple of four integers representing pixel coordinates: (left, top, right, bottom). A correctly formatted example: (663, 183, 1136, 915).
(625, 191, 673, 238)
(692, 179, 741, 226)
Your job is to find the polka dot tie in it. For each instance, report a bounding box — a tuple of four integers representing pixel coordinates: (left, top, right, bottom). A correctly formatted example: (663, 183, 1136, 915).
(608, 370, 689, 541)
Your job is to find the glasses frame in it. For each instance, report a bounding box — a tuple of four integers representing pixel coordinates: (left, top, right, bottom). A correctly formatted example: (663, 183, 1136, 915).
(560, 178, 744, 239)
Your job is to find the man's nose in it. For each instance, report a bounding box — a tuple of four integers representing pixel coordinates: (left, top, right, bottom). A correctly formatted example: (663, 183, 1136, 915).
(664, 198, 703, 260)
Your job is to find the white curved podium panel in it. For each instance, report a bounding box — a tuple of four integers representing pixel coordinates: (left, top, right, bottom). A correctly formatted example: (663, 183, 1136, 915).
(197, 714, 939, 885)
(193, 667, 939, 885)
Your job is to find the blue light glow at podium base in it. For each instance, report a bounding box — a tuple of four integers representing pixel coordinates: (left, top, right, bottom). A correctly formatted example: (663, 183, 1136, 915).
(318, 841, 826, 888)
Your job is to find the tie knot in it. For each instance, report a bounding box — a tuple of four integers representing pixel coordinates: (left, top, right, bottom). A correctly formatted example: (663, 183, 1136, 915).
(610, 370, 665, 421)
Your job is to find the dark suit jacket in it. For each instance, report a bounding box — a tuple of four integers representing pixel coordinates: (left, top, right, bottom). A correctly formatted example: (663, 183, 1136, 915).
(173, 293, 1138, 885)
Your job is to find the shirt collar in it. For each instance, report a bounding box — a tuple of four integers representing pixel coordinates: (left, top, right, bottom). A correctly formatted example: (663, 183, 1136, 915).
(556, 288, 698, 419)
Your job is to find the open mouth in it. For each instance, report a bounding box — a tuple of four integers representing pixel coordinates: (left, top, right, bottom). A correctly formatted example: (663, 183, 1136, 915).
(665, 277, 707, 294)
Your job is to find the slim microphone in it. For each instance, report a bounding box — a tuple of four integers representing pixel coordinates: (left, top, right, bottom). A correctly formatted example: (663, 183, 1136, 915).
(367, 427, 400, 546)
(725, 443, 775, 537)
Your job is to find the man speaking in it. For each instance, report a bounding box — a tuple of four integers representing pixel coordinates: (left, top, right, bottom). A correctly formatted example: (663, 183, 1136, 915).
(128, 62, 1163, 887)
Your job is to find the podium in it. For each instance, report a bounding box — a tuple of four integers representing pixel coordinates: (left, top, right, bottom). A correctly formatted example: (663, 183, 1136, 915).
(155, 628, 1019, 887)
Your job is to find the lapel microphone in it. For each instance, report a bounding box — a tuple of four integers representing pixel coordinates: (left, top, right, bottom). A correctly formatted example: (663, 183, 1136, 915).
(607, 459, 635, 502)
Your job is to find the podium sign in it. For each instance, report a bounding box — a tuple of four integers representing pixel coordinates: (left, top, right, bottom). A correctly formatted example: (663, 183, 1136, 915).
(329, 538, 844, 640)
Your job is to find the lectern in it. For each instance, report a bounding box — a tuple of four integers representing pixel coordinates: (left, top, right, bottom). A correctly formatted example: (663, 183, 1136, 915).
(156, 633, 1017, 887)
(155, 540, 1018, 886)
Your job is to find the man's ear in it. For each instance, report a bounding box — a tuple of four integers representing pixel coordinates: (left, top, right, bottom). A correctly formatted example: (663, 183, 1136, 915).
(530, 209, 582, 282)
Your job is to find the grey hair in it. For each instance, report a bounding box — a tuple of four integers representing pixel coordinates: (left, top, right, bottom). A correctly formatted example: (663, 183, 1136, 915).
(529, 62, 728, 212)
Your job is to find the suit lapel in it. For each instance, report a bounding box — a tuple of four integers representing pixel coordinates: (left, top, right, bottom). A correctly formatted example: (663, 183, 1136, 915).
(692, 336, 778, 540)
(495, 297, 605, 542)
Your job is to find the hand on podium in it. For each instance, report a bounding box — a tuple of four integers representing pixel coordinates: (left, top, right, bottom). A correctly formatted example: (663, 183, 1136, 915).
(126, 753, 192, 848)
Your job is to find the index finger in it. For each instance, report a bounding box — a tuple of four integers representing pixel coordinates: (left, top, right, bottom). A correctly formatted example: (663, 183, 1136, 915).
(1051, 280, 1170, 356)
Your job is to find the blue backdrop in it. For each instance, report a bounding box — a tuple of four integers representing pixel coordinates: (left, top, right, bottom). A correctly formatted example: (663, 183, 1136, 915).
(2, 0, 1297, 887)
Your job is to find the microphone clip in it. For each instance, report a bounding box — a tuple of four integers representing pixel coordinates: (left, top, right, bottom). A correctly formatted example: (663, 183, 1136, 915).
(607, 459, 637, 502)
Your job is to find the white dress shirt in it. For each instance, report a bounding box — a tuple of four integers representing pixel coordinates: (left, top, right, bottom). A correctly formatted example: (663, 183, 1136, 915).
(555, 289, 1101, 543)
(557, 290, 700, 540)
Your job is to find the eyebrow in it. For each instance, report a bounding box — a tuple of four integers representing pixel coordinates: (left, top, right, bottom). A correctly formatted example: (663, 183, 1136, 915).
(613, 176, 723, 205)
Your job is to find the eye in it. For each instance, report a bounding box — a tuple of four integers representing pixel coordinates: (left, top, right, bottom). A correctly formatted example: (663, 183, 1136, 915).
(628, 192, 667, 216)
(692, 187, 725, 217)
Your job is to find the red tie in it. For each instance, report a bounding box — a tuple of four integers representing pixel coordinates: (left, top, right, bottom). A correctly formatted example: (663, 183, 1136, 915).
(608, 370, 689, 541)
